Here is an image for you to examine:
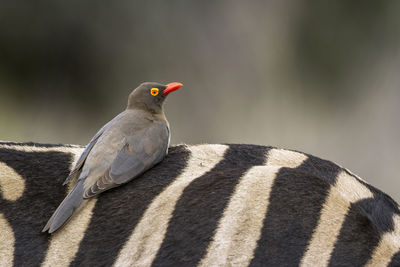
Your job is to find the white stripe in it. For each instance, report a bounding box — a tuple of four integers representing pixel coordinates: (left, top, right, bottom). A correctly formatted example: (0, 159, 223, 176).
(114, 144, 228, 267)
(41, 199, 97, 267)
(366, 214, 400, 267)
(199, 148, 307, 267)
(0, 213, 15, 267)
(0, 162, 25, 201)
(300, 170, 374, 267)
(300, 187, 351, 267)
(0, 143, 83, 153)
(266, 148, 308, 168)
(333, 171, 374, 203)
(198, 166, 280, 267)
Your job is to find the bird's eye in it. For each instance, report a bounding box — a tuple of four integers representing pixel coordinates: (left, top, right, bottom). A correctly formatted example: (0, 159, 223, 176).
(150, 88, 159, 96)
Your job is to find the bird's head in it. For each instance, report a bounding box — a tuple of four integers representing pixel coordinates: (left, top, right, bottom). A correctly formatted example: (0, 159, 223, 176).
(127, 82, 183, 113)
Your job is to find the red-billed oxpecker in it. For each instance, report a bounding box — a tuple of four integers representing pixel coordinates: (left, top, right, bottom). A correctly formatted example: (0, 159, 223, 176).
(43, 82, 182, 233)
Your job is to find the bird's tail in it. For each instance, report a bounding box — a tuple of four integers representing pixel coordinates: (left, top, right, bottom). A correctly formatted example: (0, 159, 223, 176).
(42, 179, 86, 233)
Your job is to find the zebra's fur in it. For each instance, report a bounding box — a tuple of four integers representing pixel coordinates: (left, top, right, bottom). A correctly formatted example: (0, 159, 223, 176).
(0, 141, 399, 266)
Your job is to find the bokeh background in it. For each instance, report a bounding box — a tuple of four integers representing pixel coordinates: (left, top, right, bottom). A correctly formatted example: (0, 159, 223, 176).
(1, 1, 399, 201)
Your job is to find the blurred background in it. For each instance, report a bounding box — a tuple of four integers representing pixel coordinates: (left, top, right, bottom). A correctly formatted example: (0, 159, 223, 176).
(0, 1, 399, 201)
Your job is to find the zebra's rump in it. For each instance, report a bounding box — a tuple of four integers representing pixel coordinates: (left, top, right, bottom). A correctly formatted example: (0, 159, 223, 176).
(0, 142, 399, 266)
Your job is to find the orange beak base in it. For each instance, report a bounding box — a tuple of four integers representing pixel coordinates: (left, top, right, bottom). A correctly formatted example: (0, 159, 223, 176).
(164, 82, 183, 95)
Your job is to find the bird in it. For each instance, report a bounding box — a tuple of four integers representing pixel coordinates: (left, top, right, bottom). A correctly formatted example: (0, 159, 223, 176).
(42, 81, 182, 233)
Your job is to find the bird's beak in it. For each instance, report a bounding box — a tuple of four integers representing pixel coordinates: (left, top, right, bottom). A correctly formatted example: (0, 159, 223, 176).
(164, 82, 183, 95)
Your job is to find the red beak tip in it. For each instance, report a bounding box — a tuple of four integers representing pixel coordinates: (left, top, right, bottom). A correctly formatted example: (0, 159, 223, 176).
(164, 82, 183, 95)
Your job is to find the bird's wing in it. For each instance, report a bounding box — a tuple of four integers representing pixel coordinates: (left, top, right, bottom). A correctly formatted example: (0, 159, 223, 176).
(83, 122, 169, 198)
(63, 121, 111, 185)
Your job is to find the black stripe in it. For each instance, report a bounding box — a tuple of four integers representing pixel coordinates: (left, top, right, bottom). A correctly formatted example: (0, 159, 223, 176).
(249, 166, 332, 266)
(388, 251, 400, 267)
(352, 194, 399, 233)
(292, 152, 400, 234)
(295, 153, 341, 185)
(0, 148, 72, 267)
(151, 144, 270, 267)
(328, 201, 381, 267)
(70, 145, 190, 267)
(249, 154, 339, 266)
(327, 170, 399, 266)
(347, 169, 400, 233)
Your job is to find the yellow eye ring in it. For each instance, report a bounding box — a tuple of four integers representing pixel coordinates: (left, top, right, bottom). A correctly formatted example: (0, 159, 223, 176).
(150, 88, 159, 96)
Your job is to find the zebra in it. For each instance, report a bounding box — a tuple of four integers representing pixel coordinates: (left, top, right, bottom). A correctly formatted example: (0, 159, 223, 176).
(0, 141, 399, 266)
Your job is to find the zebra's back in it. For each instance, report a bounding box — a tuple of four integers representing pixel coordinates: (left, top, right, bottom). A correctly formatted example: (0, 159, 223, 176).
(0, 142, 399, 266)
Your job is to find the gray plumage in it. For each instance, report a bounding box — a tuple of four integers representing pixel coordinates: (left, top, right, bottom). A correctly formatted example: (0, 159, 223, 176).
(43, 81, 182, 233)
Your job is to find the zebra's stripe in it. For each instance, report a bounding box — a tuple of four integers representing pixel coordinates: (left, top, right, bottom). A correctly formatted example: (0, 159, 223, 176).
(265, 148, 308, 169)
(199, 166, 280, 267)
(366, 214, 400, 267)
(332, 171, 374, 203)
(0, 213, 14, 267)
(389, 251, 400, 266)
(0, 141, 80, 148)
(114, 144, 228, 267)
(42, 199, 97, 267)
(325, 171, 382, 266)
(300, 170, 374, 266)
(199, 149, 307, 266)
(0, 162, 25, 201)
(250, 161, 332, 265)
(151, 144, 270, 266)
(0, 142, 83, 153)
(300, 187, 350, 267)
(328, 201, 381, 266)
